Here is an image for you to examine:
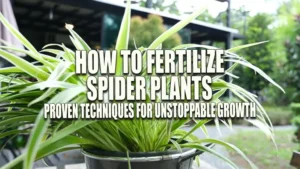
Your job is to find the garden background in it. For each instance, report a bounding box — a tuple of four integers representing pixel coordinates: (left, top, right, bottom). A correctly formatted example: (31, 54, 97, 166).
(127, 3, 300, 168)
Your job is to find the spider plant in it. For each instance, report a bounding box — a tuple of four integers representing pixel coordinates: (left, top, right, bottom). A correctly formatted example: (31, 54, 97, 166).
(0, 1, 283, 169)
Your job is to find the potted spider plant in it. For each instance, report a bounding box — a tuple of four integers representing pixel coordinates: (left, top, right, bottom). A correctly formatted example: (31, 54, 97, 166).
(0, 1, 284, 169)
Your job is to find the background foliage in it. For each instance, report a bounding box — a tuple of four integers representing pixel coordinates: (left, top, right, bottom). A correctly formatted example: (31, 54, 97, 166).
(129, 14, 181, 49)
(234, 13, 274, 95)
(139, 0, 180, 15)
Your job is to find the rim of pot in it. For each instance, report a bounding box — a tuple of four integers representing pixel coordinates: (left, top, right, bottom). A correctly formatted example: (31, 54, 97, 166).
(81, 148, 196, 162)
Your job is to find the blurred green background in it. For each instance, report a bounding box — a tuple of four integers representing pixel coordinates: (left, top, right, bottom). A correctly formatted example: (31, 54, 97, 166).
(134, 0, 300, 168)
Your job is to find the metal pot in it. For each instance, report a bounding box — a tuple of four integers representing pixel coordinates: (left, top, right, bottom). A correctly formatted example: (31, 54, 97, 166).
(82, 148, 204, 169)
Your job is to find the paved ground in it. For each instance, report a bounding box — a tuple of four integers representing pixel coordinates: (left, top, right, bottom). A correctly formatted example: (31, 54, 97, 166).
(0, 125, 294, 169)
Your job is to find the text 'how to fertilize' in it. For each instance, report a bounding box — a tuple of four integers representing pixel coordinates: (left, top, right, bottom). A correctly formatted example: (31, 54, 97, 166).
(43, 49, 258, 120)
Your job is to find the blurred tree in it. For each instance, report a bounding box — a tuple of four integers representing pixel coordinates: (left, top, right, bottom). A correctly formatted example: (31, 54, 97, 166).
(196, 7, 248, 48)
(129, 14, 181, 49)
(261, 0, 300, 105)
(284, 15, 300, 101)
(234, 13, 274, 94)
(139, 0, 180, 15)
(196, 10, 215, 23)
(271, 0, 300, 63)
(217, 7, 249, 34)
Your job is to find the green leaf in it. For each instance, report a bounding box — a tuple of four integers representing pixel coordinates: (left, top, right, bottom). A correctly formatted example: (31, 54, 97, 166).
(69, 36, 83, 50)
(62, 44, 75, 62)
(172, 43, 218, 50)
(28, 88, 56, 106)
(227, 41, 268, 52)
(0, 65, 49, 74)
(23, 86, 87, 169)
(181, 144, 238, 169)
(66, 24, 91, 51)
(0, 49, 49, 81)
(36, 135, 94, 160)
(148, 4, 208, 50)
(198, 139, 258, 169)
(0, 74, 26, 84)
(21, 81, 77, 93)
(177, 119, 210, 143)
(0, 129, 30, 140)
(0, 83, 33, 92)
(22, 111, 49, 169)
(211, 88, 227, 102)
(225, 59, 284, 93)
(171, 118, 190, 131)
(0, 13, 54, 68)
(115, 0, 131, 75)
(0, 115, 36, 126)
(0, 110, 35, 117)
(39, 120, 95, 150)
(0, 91, 43, 102)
